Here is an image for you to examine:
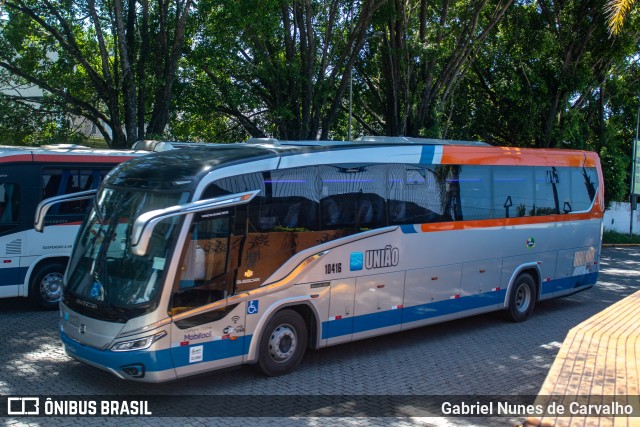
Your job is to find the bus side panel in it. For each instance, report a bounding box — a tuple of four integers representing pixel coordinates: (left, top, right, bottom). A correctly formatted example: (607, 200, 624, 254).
(170, 302, 248, 378)
(352, 271, 404, 340)
(536, 251, 559, 299)
(500, 255, 539, 294)
(0, 284, 20, 299)
(402, 263, 463, 325)
(0, 255, 21, 295)
(21, 226, 77, 257)
(325, 277, 356, 345)
(552, 246, 598, 298)
(460, 258, 502, 297)
(0, 230, 29, 296)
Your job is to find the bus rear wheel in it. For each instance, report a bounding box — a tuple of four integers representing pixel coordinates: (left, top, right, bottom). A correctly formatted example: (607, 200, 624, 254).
(256, 309, 307, 377)
(29, 262, 66, 310)
(506, 273, 536, 322)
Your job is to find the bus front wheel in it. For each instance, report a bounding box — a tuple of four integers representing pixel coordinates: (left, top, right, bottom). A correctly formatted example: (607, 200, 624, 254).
(506, 273, 536, 322)
(29, 262, 66, 310)
(256, 309, 308, 377)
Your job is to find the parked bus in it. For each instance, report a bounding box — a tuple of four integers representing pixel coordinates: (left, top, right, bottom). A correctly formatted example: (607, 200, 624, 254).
(47, 137, 603, 382)
(0, 144, 147, 308)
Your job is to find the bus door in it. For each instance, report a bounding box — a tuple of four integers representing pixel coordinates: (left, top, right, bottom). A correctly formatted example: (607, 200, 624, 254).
(0, 181, 22, 292)
(169, 209, 247, 373)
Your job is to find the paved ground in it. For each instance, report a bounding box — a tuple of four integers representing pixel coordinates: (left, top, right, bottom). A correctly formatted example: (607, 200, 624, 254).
(1, 246, 639, 426)
(527, 288, 640, 426)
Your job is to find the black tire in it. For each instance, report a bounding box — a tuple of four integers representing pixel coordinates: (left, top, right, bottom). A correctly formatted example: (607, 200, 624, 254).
(29, 262, 66, 310)
(256, 309, 308, 377)
(506, 273, 537, 322)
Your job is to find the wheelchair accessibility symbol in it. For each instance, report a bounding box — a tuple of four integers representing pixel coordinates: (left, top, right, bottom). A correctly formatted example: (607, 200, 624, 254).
(247, 300, 259, 315)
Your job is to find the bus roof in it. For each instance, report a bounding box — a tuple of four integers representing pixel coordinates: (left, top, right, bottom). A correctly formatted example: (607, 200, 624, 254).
(106, 139, 601, 191)
(0, 144, 145, 164)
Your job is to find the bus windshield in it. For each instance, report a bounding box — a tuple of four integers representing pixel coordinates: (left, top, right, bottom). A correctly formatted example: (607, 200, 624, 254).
(65, 187, 189, 315)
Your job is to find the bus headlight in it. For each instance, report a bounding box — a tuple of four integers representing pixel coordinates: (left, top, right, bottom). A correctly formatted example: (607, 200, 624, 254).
(111, 330, 167, 352)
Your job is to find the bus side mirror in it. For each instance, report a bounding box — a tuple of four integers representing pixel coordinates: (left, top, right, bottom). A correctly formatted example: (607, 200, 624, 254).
(130, 189, 260, 257)
(34, 189, 97, 232)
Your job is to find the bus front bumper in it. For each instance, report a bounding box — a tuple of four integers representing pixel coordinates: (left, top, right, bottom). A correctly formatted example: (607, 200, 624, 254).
(60, 330, 177, 382)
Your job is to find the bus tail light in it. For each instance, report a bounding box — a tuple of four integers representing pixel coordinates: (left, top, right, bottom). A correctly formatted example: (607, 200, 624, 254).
(111, 331, 167, 352)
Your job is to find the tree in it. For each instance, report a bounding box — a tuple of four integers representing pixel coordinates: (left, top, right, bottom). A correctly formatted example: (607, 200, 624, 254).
(0, 0, 194, 147)
(351, 0, 513, 138)
(448, 0, 636, 149)
(182, 0, 386, 141)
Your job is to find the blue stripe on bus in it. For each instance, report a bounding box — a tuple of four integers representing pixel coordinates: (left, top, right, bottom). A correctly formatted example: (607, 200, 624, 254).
(321, 273, 598, 340)
(353, 309, 402, 334)
(170, 336, 251, 367)
(0, 266, 29, 286)
(419, 145, 436, 164)
(61, 272, 599, 372)
(400, 225, 418, 234)
(540, 272, 598, 295)
(61, 331, 252, 373)
(61, 332, 175, 372)
(401, 289, 507, 325)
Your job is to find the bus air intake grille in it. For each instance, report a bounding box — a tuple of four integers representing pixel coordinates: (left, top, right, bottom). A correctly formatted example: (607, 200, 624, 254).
(6, 239, 21, 255)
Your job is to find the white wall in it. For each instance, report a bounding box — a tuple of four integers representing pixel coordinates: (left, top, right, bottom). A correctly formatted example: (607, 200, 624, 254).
(604, 202, 640, 235)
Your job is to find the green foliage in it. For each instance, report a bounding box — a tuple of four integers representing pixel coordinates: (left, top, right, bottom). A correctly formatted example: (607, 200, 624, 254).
(0, 0, 639, 203)
(181, 0, 376, 140)
(603, 230, 640, 244)
(0, 95, 84, 146)
(0, 0, 196, 147)
(600, 144, 628, 205)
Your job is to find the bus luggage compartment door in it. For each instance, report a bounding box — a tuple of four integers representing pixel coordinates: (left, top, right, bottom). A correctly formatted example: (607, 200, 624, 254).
(353, 271, 404, 339)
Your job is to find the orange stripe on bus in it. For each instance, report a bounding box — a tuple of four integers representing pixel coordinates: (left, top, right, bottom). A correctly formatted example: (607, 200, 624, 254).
(440, 146, 598, 168)
(418, 211, 602, 232)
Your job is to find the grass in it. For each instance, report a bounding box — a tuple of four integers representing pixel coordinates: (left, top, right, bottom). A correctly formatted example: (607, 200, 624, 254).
(603, 230, 640, 245)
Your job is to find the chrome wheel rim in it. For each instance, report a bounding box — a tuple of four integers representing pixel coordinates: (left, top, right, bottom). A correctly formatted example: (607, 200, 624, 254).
(40, 272, 63, 303)
(515, 284, 531, 313)
(268, 324, 297, 363)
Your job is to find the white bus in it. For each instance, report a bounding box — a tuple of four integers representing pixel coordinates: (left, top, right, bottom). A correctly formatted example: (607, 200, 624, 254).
(48, 137, 603, 381)
(0, 144, 144, 308)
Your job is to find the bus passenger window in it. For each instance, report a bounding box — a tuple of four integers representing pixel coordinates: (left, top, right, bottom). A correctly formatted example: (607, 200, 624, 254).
(457, 166, 491, 220)
(388, 165, 446, 225)
(283, 202, 301, 228)
(42, 168, 99, 215)
(319, 164, 386, 230)
(389, 201, 406, 223)
(322, 197, 340, 227)
(492, 166, 534, 218)
(571, 167, 598, 212)
(259, 167, 320, 232)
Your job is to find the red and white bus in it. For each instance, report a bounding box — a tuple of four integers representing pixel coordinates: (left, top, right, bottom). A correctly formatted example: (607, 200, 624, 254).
(0, 144, 143, 308)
